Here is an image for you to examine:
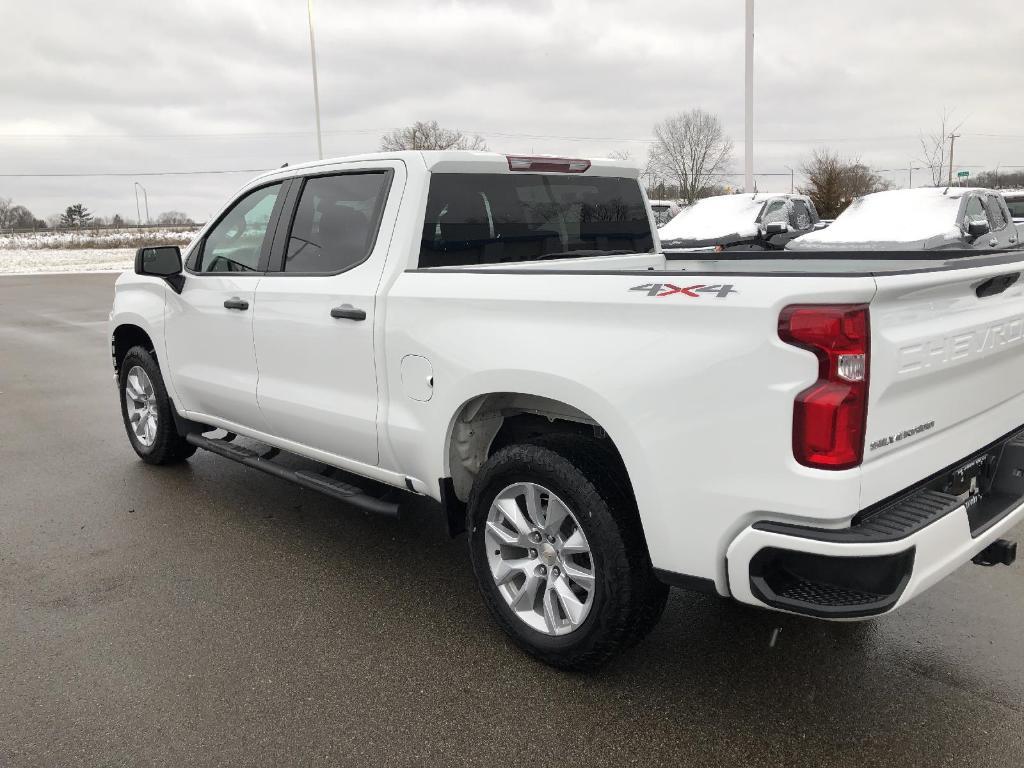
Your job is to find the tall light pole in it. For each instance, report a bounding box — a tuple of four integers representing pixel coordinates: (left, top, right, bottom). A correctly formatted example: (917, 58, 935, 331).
(134, 182, 149, 226)
(784, 165, 794, 193)
(744, 0, 754, 193)
(307, 0, 324, 160)
(947, 132, 960, 186)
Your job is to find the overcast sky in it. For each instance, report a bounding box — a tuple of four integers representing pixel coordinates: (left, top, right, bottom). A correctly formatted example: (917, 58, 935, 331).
(3, 0, 1022, 222)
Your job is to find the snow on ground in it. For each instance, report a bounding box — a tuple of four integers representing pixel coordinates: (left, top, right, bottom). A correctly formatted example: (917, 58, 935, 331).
(0, 228, 197, 250)
(0, 248, 135, 274)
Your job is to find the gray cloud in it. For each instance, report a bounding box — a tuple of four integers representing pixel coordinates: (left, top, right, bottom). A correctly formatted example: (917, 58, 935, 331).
(2, 0, 1022, 220)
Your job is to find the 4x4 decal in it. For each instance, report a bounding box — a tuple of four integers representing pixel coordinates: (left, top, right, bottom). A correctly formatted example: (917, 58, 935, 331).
(629, 283, 738, 298)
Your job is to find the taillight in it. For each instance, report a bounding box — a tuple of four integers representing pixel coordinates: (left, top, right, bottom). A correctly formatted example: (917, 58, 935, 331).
(506, 156, 591, 173)
(779, 304, 869, 470)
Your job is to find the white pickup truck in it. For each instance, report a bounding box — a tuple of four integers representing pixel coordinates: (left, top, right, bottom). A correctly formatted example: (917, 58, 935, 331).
(111, 151, 1023, 670)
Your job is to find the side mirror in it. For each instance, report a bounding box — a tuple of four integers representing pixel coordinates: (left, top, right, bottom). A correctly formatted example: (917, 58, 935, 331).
(813, 221, 830, 231)
(135, 246, 185, 293)
(764, 221, 789, 236)
(967, 220, 990, 238)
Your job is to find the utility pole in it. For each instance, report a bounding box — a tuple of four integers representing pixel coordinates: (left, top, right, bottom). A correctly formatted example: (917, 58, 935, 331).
(947, 132, 960, 187)
(784, 165, 794, 193)
(908, 164, 912, 189)
(744, 0, 754, 193)
(307, 0, 324, 160)
(134, 182, 149, 226)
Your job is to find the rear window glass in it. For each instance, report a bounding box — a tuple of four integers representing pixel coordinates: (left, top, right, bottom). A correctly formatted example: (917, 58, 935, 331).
(419, 173, 654, 268)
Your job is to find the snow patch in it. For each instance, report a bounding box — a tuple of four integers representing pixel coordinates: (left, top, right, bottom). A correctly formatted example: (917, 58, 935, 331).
(0, 248, 135, 274)
(658, 194, 777, 241)
(788, 188, 964, 250)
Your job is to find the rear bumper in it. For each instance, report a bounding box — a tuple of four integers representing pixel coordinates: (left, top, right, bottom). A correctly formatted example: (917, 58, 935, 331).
(726, 429, 1024, 619)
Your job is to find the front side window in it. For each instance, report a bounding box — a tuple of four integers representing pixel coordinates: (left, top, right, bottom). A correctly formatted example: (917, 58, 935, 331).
(963, 195, 987, 229)
(1006, 197, 1024, 220)
(419, 173, 653, 268)
(759, 199, 789, 226)
(284, 172, 390, 273)
(199, 184, 282, 273)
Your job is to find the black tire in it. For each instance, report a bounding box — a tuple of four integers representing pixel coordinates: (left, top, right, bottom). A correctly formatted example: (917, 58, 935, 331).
(118, 345, 196, 465)
(467, 435, 668, 671)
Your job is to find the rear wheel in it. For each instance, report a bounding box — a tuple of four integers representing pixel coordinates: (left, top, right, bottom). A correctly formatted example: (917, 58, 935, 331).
(118, 346, 196, 465)
(468, 437, 667, 670)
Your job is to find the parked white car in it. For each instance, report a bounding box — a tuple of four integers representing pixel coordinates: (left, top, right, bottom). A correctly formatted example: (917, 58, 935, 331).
(111, 151, 1022, 669)
(659, 192, 820, 252)
(1001, 189, 1024, 225)
(648, 198, 681, 227)
(787, 187, 1021, 252)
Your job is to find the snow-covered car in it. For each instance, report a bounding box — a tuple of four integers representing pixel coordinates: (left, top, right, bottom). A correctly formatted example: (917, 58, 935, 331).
(648, 199, 681, 227)
(111, 152, 1023, 670)
(658, 192, 820, 252)
(787, 187, 1021, 252)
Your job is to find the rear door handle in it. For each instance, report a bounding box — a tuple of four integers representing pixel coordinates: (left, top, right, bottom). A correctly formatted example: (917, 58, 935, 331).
(224, 297, 249, 310)
(331, 304, 366, 321)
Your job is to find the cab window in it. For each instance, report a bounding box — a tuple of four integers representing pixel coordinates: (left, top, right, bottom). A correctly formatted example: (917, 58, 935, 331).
(985, 195, 1008, 231)
(791, 200, 812, 230)
(198, 184, 282, 273)
(963, 195, 987, 229)
(283, 172, 390, 274)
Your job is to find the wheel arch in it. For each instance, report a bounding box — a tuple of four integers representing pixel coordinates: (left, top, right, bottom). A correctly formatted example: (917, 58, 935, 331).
(443, 391, 635, 508)
(111, 322, 156, 376)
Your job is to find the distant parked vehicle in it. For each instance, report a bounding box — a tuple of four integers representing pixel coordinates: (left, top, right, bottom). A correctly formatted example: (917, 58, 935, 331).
(648, 199, 681, 227)
(787, 187, 1021, 252)
(999, 190, 1024, 224)
(658, 192, 820, 252)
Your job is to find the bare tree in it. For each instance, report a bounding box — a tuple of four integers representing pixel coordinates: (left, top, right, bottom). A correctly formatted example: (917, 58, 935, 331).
(380, 120, 488, 151)
(605, 149, 632, 161)
(647, 110, 733, 204)
(918, 109, 963, 187)
(799, 148, 893, 219)
(156, 211, 195, 226)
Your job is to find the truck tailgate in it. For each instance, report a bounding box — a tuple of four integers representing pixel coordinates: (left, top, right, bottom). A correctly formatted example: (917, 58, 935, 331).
(864, 255, 1024, 503)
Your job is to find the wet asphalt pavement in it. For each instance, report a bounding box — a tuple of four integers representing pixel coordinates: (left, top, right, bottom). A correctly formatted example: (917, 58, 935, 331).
(1, 272, 1023, 767)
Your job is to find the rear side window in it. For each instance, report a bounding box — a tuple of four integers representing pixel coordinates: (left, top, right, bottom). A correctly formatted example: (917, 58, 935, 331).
(418, 173, 653, 268)
(791, 200, 812, 230)
(985, 195, 1008, 231)
(284, 172, 390, 274)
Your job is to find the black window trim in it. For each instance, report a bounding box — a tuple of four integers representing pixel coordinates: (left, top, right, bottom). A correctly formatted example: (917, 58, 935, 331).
(183, 178, 291, 276)
(264, 168, 395, 277)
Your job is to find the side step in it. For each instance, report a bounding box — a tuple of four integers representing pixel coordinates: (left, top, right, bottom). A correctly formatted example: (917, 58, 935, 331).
(185, 433, 400, 517)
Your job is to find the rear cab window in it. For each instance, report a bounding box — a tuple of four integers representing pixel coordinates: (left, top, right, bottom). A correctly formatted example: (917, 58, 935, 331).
(418, 173, 654, 268)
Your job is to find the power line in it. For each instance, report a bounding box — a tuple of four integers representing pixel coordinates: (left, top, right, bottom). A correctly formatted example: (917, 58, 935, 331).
(0, 169, 270, 177)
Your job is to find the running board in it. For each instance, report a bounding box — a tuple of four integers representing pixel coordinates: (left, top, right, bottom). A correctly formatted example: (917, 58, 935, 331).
(185, 433, 400, 517)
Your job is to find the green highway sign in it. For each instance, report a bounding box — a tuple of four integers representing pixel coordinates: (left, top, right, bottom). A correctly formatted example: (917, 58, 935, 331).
(957, 170, 970, 178)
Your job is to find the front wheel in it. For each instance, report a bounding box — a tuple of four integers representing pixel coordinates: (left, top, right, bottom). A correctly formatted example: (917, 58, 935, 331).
(468, 438, 667, 670)
(118, 345, 196, 465)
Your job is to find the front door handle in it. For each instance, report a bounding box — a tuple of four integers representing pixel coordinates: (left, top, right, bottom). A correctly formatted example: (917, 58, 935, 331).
(330, 304, 366, 321)
(224, 297, 249, 311)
